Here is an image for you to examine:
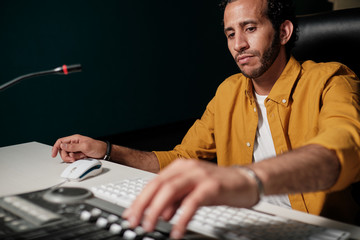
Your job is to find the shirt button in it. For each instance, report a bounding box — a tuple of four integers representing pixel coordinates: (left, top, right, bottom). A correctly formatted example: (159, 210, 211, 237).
(246, 142, 251, 147)
(282, 99, 287, 103)
(253, 107, 257, 112)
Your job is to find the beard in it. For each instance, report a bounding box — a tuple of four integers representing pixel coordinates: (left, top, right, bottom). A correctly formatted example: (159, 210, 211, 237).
(237, 34, 281, 79)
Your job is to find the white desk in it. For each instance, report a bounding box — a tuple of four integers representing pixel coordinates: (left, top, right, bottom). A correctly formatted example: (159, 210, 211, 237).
(0, 142, 156, 197)
(1, 142, 360, 239)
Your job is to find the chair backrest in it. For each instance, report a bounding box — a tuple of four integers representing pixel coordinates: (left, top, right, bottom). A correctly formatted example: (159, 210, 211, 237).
(293, 8, 360, 215)
(292, 7, 360, 77)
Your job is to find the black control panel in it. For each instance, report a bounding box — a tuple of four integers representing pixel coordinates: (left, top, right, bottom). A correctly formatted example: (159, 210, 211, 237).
(0, 187, 208, 240)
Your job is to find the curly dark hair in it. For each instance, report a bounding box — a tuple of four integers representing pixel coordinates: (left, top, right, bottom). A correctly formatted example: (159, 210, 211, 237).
(220, 0, 298, 56)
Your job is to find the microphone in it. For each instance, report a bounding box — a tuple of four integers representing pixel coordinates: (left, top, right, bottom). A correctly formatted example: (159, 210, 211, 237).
(0, 64, 82, 91)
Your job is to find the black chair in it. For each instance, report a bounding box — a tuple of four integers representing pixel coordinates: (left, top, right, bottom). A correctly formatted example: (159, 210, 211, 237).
(293, 8, 360, 223)
(293, 7, 360, 77)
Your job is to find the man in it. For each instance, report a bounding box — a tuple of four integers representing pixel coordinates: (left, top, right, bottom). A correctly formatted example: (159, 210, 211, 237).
(52, 0, 360, 239)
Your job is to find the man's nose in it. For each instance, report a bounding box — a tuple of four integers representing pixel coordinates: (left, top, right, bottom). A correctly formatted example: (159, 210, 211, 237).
(234, 33, 249, 52)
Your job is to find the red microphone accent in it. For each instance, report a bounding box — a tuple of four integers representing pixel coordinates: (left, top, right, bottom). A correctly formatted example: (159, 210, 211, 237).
(62, 65, 68, 75)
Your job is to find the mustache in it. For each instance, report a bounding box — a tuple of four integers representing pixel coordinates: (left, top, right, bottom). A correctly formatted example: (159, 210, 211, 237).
(234, 50, 260, 61)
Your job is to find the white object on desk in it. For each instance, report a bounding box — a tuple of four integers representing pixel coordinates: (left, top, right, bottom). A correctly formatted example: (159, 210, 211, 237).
(60, 158, 102, 181)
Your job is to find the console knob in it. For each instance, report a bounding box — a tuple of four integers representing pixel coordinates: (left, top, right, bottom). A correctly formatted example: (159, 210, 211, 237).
(90, 208, 102, 218)
(80, 210, 91, 221)
(96, 217, 108, 228)
(109, 223, 123, 234)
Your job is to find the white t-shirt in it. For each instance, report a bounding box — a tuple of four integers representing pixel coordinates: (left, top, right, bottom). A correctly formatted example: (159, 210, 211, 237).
(253, 92, 291, 209)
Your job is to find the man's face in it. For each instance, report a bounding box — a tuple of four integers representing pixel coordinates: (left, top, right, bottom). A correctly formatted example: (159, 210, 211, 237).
(224, 0, 281, 79)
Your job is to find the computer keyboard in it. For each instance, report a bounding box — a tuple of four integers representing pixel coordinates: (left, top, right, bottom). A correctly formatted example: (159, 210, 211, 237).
(91, 178, 350, 240)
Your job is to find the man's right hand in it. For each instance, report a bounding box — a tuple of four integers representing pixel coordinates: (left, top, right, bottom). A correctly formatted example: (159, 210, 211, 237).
(51, 134, 107, 162)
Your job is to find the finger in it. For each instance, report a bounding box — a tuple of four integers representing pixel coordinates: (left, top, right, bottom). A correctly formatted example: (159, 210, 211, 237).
(60, 150, 75, 163)
(141, 172, 195, 233)
(51, 146, 58, 158)
(60, 150, 87, 163)
(161, 202, 180, 221)
(69, 152, 87, 160)
(170, 205, 198, 239)
(52, 138, 65, 158)
(51, 136, 78, 158)
(122, 177, 164, 228)
(60, 142, 82, 154)
(170, 184, 213, 239)
(123, 160, 188, 224)
(123, 159, 199, 230)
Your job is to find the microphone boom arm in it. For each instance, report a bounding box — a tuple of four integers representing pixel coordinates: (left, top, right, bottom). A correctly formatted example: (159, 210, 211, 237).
(0, 64, 82, 91)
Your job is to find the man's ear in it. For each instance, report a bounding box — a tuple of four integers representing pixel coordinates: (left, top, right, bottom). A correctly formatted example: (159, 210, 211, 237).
(279, 20, 293, 45)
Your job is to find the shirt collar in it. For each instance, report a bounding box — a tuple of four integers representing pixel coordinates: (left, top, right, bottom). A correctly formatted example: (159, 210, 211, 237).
(245, 78, 256, 104)
(245, 56, 302, 106)
(267, 56, 302, 106)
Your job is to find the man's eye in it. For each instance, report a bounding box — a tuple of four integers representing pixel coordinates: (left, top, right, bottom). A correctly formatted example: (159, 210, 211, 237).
(227, 32, 235, 39)
(246, 27, 256, 32)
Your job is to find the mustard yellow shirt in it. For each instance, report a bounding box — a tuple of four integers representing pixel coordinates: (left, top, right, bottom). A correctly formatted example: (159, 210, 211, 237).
(154, 56, 360, 224)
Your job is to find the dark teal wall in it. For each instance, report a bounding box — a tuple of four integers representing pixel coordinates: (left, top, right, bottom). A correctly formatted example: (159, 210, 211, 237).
(0, 0, 238, 147)
(0, 0, 333, 147)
